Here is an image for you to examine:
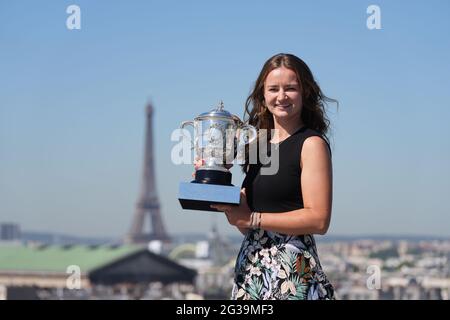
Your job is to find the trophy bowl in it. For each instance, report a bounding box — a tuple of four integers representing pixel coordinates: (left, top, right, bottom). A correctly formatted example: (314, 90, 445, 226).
(178, 101, 257, 211)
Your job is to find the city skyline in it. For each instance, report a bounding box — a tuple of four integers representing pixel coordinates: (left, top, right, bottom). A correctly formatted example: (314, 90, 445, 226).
(1, 1, 450, 238)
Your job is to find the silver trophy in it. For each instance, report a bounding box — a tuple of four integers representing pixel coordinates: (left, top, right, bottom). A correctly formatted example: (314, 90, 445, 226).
(178, 101, 257, 211)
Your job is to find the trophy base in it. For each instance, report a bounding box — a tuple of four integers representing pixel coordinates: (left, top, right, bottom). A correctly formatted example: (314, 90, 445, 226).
(193, 169, 232, 185)
(178, 182, 241, 212)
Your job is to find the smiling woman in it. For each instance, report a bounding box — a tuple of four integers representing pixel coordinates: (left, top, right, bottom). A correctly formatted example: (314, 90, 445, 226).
(209, 53, 337, 300)
(263, 66, 303, 127)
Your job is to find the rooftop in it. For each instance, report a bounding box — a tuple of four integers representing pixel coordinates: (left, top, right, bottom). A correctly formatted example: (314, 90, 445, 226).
(0, 244, 142, 274)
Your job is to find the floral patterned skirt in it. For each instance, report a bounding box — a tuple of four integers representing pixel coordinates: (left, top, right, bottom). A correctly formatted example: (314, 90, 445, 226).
(231, 229, 335, 300)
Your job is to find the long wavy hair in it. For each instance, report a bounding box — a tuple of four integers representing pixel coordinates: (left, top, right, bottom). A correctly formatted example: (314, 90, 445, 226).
(242, 53, 337, 173)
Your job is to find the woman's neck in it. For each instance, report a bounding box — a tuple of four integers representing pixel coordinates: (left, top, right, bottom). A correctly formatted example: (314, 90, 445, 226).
(271, 118, 304, 143)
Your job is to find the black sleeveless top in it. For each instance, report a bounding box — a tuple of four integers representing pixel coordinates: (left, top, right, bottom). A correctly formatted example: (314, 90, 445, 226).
(242, 126, 331, 213)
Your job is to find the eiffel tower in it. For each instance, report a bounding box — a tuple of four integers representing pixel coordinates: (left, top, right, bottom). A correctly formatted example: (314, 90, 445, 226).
(125, 102, 170, 244)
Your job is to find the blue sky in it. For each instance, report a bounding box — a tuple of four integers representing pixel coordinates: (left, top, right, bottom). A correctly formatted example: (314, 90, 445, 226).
(1, 0, 449, 238)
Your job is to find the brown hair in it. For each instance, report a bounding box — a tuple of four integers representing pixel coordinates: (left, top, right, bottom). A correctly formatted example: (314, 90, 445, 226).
(242, 53, 337, 173)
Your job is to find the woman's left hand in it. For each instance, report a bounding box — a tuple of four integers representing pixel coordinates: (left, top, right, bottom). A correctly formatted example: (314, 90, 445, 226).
(210, 188, 252, 228)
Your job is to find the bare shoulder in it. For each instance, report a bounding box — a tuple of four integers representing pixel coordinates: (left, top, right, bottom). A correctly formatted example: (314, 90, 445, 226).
(301, 136, 331, 167)
(303, 136, 330, 157)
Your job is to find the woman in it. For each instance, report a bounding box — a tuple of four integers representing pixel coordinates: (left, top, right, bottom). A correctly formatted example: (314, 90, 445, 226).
(209, 53, 336, 300)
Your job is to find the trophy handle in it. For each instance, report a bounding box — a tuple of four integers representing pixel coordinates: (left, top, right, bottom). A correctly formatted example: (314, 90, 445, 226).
(180, 120, 195, 149)
(239, 124, 257, 145)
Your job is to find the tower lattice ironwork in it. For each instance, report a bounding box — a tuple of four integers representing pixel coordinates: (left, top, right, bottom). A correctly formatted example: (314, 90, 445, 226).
(126, 102, 170, 243)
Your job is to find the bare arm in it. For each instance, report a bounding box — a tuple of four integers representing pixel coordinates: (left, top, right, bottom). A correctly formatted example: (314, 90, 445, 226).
(210, 136, 332, 235)
(259, 136, 333, 235)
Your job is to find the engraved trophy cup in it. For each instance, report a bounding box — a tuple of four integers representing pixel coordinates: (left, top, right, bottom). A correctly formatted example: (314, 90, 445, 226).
(178, 101, 257, 211)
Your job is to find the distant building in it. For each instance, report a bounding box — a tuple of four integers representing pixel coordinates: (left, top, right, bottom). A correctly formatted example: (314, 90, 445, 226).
(338, 285, 379, 300)
(167, 224, 237, 299)
(0, 223, 21, 241)
(381, 277, 450, 300)
(0, 244, 196, 300)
